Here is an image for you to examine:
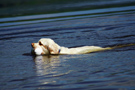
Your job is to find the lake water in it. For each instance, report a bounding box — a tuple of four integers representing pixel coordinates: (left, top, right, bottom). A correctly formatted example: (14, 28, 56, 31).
(0, 0, 135, 90)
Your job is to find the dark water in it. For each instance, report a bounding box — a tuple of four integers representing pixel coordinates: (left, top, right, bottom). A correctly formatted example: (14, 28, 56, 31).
(0, 0, 135, 90)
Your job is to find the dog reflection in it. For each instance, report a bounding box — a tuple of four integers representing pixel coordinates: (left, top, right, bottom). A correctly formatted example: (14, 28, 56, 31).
(34, 55, 60, 76)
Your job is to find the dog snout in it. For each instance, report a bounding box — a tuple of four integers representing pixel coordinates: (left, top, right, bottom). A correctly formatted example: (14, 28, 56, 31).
(31, 43, 34, 47)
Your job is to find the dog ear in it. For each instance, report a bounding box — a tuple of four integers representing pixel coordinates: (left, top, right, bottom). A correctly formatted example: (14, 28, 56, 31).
(48, 43, 59, 54)
(39, 38, 60, 54)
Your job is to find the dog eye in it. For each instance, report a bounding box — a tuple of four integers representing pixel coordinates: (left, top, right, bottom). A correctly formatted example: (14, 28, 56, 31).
(39, 41, 43, 45)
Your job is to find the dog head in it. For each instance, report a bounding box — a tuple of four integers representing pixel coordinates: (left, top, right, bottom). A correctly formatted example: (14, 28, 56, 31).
(31, 38, 60, 55)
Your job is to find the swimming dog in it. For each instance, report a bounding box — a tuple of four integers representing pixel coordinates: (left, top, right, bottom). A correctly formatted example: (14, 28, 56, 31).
(31, 38, 113, 55)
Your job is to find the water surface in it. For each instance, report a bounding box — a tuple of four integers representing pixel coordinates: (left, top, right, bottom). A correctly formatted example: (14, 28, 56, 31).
(0, 0, 135, 90)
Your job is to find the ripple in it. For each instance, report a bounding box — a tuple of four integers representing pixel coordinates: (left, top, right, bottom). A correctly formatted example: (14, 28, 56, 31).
(1, 2, 135, 90)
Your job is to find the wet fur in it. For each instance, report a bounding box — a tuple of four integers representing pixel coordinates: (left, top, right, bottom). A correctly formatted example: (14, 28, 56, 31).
(31, 38, 135, 55)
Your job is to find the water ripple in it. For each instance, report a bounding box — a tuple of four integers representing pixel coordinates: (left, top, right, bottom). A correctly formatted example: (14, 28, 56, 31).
(0, 2, 135, 90)
(0, 6, 135, 27)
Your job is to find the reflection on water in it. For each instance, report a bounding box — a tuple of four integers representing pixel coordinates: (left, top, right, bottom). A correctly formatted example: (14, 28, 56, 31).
(33, 52, 135, 89)
(34, 55, 61, 76)
(34, 55, 74, 88)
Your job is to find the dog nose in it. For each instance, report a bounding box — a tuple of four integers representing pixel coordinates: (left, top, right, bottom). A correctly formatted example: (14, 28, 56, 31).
(31, 43, 34, 47)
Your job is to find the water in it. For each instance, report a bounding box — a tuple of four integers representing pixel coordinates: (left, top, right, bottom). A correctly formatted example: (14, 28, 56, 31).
(0, 0, 135, 90)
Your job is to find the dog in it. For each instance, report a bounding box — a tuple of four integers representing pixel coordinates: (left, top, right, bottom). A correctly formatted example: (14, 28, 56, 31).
(31, 38, 113, 55)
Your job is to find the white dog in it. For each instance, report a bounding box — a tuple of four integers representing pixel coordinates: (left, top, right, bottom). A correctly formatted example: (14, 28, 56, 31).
(31, 38, 114, 55)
